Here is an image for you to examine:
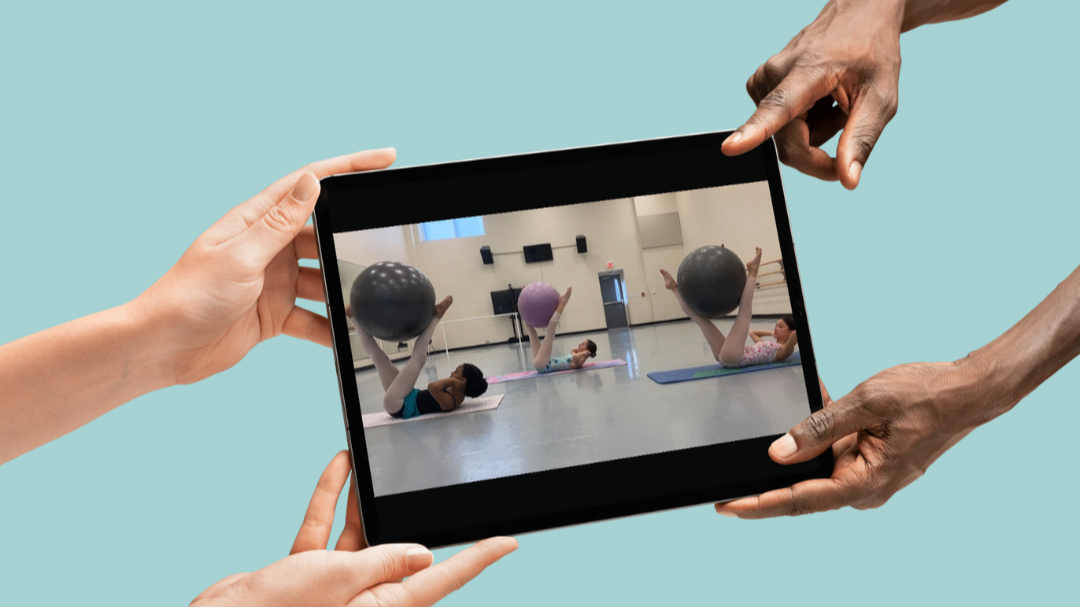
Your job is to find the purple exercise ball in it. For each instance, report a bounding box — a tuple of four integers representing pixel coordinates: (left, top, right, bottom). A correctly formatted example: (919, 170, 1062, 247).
(518, 282, 560, 327)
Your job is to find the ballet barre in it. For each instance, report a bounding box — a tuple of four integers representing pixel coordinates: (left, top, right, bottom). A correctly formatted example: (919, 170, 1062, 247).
(439, 312, 528, 373)
(756, 258, 786, 290)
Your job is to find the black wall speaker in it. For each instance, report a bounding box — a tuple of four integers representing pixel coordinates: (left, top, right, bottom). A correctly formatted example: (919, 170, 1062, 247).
(576, 235, 587, 253)
(480, 246, 494, 265)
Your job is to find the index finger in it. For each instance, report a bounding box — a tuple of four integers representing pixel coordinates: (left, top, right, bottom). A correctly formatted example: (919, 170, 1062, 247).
(290, 450, 352, 554)
(399, 537, 519, 606)
(722, 69, 834, 157)
(293, 225, 318, 260)
(714, 477, 852, 519)
(215, 149, 398, 239)
(262, 148, 398, 206)
(335, 471, 367, 551)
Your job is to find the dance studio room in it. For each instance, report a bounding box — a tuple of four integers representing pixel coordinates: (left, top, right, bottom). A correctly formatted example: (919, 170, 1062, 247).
(333, 180, 808, 497)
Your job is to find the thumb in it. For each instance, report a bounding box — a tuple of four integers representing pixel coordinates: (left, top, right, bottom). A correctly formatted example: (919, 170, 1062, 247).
(769, 393, 868, 464)
(835, 83, 898, 190)
(234, 545, 433, 606)
(347, 543, 434, 589)
(238, 171, 320, 267)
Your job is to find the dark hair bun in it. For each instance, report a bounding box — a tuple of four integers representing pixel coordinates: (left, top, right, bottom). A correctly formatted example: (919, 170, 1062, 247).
(461, 363, 489, 398)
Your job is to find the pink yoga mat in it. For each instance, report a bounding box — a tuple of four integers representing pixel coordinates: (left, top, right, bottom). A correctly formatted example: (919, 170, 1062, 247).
(486, 358, 627, 384)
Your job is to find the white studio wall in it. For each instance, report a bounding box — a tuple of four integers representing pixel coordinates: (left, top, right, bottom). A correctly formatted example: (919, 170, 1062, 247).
(332, 180, 792, 355)
(413, 197, 651, 349)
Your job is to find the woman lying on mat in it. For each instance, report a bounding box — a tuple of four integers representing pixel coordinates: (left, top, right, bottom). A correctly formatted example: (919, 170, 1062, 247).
(661, 247, 798, 369)
(349, 297, 488, 419)
(523, 287, 598, 373)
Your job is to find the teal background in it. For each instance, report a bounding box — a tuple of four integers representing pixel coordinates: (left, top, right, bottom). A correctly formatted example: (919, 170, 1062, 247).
(1, 1, 1077, 605)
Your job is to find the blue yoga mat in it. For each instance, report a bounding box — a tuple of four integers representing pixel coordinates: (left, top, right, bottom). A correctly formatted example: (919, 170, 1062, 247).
(647, 351, 801, 384)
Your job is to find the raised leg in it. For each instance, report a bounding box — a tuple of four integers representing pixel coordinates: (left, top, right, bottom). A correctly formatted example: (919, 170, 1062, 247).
(525, 323, 541, 361)
(531, 313, 561, 370)
(530, 288, 571, 371)
(718, 248, 762, 366)
(660, 269, 727, 361)
(381, 296, 452, 414)
(356, 327, 399, 392)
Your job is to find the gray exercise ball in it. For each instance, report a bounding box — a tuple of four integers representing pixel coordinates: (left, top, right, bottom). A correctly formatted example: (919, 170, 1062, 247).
(676, 245, 746, 318)
(350, 262, 436, 342)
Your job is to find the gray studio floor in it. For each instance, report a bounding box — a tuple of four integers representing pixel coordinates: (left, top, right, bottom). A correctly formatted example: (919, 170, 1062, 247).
(355, 318, 810, 497)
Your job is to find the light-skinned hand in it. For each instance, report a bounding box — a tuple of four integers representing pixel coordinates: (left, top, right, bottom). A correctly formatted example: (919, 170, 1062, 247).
(192, 451, 518, 606)
(0, 148, 406, 464)
(134, 149, 397, 385)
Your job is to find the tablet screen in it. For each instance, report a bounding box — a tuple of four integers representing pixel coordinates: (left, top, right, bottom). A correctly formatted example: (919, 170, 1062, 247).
(316, 133, 828, 546)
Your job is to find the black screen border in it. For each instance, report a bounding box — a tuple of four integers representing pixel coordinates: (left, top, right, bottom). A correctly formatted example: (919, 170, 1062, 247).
(313, 131, 830, 548)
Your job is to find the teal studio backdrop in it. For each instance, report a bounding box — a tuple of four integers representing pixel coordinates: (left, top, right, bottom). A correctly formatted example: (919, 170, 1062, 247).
(1, 1, 1077, 605)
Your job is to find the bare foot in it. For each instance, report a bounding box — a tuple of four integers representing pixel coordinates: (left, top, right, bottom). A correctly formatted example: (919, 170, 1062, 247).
(433, 295, 453, 318)
(746, 247, 763, 278)
(659, 269, 678, 291)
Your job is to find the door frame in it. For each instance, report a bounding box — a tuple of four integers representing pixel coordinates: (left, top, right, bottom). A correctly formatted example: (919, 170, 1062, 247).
(598, 269, 630, 327)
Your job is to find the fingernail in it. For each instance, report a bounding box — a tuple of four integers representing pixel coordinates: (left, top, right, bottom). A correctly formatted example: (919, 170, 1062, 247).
(725, 131, 743, 146)
(771, 433, 797, 458)
(406, 547, 433, 570)
(291, 173, 317, 202)
(849, 161, 863, 186)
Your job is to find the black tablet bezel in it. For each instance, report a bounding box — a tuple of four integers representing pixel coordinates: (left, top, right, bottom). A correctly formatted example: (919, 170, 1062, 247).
(313, 132, 831, 548)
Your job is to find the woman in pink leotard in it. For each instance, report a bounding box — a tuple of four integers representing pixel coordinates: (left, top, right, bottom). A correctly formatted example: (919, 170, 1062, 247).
(660, 246, 798, 368)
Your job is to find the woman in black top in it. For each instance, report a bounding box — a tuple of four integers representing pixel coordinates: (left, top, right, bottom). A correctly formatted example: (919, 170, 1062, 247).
(351, 296, 488, 419)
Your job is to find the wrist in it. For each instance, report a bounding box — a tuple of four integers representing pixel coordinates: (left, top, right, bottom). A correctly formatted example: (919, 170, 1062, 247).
(899, 0, 1008, 32)
(825, 0, 906, 34)
(120, 296, 180, 391)
(947, 350, 1017, 431)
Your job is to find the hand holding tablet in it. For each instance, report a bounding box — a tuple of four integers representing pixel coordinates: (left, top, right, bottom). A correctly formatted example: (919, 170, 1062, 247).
(192, 451, 517, 606)
(0, 148, 397, 463)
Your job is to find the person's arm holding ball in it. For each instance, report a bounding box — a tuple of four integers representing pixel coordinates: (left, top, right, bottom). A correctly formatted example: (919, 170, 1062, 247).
(721, 0, 1009, 189)
(717, 264, 1080, 517)
(0, 149, 395, 464)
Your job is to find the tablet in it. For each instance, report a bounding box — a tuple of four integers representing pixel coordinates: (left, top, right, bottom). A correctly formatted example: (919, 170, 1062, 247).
(313, 131, 831, 548)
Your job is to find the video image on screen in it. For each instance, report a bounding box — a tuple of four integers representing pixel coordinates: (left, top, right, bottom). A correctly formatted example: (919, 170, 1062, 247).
(333, 181, 809, 497)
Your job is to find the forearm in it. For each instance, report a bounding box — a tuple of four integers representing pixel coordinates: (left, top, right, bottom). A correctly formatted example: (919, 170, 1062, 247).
(953, 264, 1080, 428)
(810, 0, 1008, 41)
(900, 0, 1009, 32)
(0, 301, 173, 464)
(426, 380, 459, 410)
(427, 378, 453, 393)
